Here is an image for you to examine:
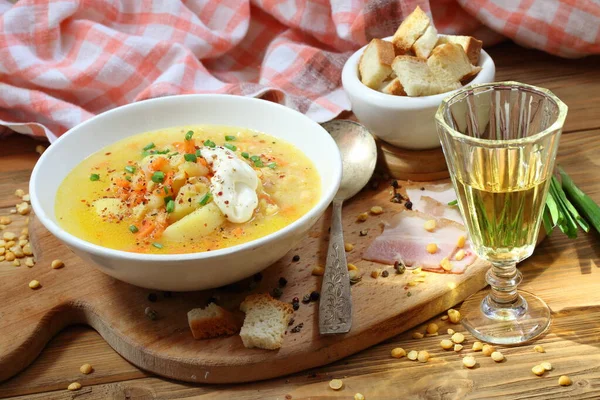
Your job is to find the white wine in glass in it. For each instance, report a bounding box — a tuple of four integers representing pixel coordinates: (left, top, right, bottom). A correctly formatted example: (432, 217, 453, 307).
(436, 82, 567, 344)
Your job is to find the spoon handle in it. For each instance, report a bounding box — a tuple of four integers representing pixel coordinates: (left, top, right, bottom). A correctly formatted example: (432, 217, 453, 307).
(319, 199, 352, 334)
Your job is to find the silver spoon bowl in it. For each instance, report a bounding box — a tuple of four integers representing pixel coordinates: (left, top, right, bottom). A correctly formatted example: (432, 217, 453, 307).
(318, 120, 377, 334)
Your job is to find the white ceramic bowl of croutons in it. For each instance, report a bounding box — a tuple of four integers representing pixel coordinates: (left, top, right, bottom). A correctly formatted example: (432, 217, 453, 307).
(342, 36, 496, 150)
(30, 95, 342, 291)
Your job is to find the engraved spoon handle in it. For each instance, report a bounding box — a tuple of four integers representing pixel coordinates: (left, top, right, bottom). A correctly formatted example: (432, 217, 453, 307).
(319, 199, 352, 334)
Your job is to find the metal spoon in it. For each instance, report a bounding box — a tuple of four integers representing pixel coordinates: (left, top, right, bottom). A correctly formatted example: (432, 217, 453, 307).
(319, 120, 377, 334)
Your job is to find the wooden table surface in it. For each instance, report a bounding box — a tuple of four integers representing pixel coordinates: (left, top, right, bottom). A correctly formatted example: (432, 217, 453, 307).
(1, 41, 600, 399)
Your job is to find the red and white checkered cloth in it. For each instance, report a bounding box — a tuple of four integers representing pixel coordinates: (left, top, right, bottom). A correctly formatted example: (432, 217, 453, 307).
(0, 0, 599, 141)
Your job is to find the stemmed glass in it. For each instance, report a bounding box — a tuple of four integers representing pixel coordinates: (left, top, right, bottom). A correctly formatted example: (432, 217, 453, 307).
(435, 82, 568, 344)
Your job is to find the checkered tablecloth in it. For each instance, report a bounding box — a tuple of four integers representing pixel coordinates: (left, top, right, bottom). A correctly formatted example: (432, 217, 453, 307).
(0, 0, 598, 141)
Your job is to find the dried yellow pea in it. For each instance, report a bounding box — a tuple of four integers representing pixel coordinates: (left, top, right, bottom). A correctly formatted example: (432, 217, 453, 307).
(329, 379, 343, 390)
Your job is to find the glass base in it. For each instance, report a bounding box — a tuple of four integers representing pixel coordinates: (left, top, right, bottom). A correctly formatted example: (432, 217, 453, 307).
(460, 290, 551, 345)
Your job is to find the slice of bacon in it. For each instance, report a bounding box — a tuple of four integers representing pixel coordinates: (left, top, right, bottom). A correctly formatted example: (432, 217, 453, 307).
(362, 210, 476, 274)
(406, 183, 463, 224)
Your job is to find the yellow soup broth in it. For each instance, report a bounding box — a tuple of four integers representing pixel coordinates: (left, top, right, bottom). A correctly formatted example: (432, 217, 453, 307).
(55, 125, 321, 254)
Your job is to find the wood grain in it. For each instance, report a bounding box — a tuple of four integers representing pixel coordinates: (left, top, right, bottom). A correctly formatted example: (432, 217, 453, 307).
(0, 177, 491, 385)
(1, 42, 600, 399)
(376, 138, 450, 181)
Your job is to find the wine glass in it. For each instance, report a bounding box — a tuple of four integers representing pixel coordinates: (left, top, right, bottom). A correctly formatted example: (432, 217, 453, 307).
(435, 82, 568, 345)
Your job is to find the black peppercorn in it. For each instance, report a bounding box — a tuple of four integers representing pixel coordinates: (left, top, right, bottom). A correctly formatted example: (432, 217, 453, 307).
(391, 180, 399, 189)
(395, 260, 406, 274)
(248, 280, 258, 291)
(292, 303, 299, 311)
(405, 201, 413, 210)
(278, 277, 288, 287)
(382, 270, 389, 278)
(292, 297, 299, 303)
(292, 255, 300, 262)
(147, 293, 157, 302)
(309, 291, 320, 302)
(145, 307, 158, 320)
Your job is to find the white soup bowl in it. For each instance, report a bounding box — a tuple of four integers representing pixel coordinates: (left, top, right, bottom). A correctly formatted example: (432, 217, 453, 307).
(30, 95, 342, 291)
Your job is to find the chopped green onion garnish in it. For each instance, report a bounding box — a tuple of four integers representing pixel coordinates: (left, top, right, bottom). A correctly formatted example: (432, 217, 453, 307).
(199, 192, 212, 206)
(166, 199, 175, 213)
(204, 139, 216, 148)
(154, 149, 170, 154)
(125, 176, 132, 182)
(164, 195, 173, 205)
(129, 225, 139, 233)
(184, 153, 197, 162)
(448, 200, 457, 206)
(152, 242, 163, 249)
(224, 143, 237, 151)
(151, 171, 165, 183)
(185, 130, 194, 141)
(195, 149, 202, 157)
(143, 142, 155, 151)
(267, 162, 277, 169)
(250, 155, 260, 162)
(253, 159, 264, 168)
(225, 135, 236, 141)
(241, 152, 249, 159)
(125, 165, 136, 174)
(90, 173, 100, 181)
(168, 152, 179, 158)
(163, 186, 169, 195)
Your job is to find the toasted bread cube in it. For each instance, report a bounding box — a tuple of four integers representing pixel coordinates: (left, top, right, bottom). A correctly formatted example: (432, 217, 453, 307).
(413, 25, 438, 59)
(392, 6, 431, 55)
(427, 43, 479, 86)
(436, 35, 483, 65)
(359, 39, 395, 89)
(381, 78, 406, 96)
(239, 294, 294, 350)
(188, 303, 239, 340)
(392, 55, 460, 97)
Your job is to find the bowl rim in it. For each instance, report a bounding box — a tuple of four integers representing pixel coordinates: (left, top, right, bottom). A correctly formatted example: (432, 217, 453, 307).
(30, 94, 342, 262)
(342, 35, 496, 107)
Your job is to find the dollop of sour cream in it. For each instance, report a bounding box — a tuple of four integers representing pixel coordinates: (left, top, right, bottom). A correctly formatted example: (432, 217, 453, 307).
(201, 146, 259, 223)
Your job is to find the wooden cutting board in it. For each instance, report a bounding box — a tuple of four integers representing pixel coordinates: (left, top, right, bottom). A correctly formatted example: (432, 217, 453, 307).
(0, 180, 490, 384)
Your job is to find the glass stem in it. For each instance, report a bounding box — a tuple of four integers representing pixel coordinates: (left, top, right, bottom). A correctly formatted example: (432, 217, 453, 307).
(486, 262, 523, 306)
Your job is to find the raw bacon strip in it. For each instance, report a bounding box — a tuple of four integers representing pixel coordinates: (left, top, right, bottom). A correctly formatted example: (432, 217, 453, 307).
(446, 241, 477, 274)
(406, 182, 456, 205)
(419, 195, 463, 224)
(363, 210, 476, 273)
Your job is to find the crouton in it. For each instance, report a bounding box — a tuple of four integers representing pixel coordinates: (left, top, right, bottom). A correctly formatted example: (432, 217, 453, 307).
(359, 38, 395, 89)
(436, 35, 483, 65)
(427, 43, 481, 86)
(391, 6, 431, 55)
